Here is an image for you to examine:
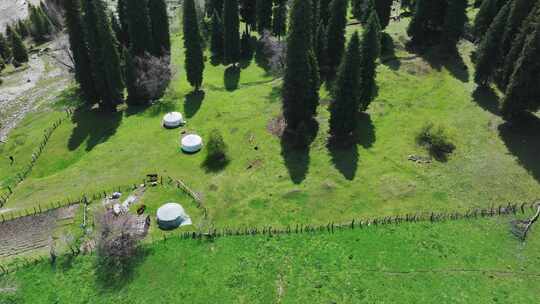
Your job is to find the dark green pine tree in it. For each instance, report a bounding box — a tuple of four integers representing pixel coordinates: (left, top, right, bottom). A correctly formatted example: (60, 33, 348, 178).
(123, 46, 139, 103)
(116, 0, 129, 46)
(315, 21, 328, 78)
(149, 0, 170, 56)
(500, 0, 537, 61)
(17, 20, 29, 38)
(473, 0, 499, 41)
(320, 0, 332, 25)
(183, 0, 205, 91)
(239, 0, 257, 33)
(473, 1, 511, 86)
(351, 0, 362, 21)
(282, 0, 320, 131)
(6, 26, 28, 63)
(501, 11, 540, 121)
(501, 2, 539, 88)
(110, 12, 123, 51)
(329, 32, 362, 141)
(442, 0, 468, 49)
(359, 11, 381, 112)
(210, 11, 224, 60)
(407, 0, 447, 45)
(0, 33, 12, 61)
(374, 0, 394, 29)
(210, 0, 224, 17)
(325, 0, 348, 80)
(223, 0, 241, 65)
(83, 0, 125, 110)
(312, 0, 320, 39)
(361, 0, 376, 24)
(64, 0, 98, 103)
(126, 0, 154, 56)
(256, 0, 273, 32)
(272, 1, 287, 40)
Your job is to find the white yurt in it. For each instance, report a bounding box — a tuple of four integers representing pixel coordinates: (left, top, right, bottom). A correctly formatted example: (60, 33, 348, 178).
(156, 203, 191, 230)
(181, 134, 203, 153)
(163, 112, 185, 128)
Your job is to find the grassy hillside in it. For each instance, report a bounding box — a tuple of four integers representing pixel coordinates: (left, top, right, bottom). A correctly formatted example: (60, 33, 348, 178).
(1, 17, 539, 228)
(1, 215, 539, 303)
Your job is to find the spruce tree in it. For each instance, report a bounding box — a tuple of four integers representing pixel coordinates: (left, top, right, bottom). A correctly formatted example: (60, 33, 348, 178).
(501, 11, 540, 121)
(149, 0, 170, 56)
(183, 0, 205, 91)
(116, 0, 129, 46)
(210, 11, 224, 60)
(0, 33, 12, 61)
(17, 20, 29, 38)
(374, 0, 394, 29)
(315, 21, 328, 78)
(320, 0, 332, 25)
(325, 0, 348, 80)
(329, 32, 362, 141)
(361, 0, 376, 24)
(256, 0, 273, 32)
(7, 26, 28, 63)
(223, 0, 241, 65)
(123, 46, 139, 103)
(126, 0, 154, 56)
(239, 0, 257, 33)
(407, 0, 447, 45)
(64, 0, 98, 103)
(442, 0, 468, 49)
(500, 0, 536, 61)
(282, 0, 320, 131)
(473, 0, 499, 41)
(359, 11, 381, 112)
(83, 0, 124, 110)
(272, 1, 287, 40)
(501, 3, 539, 88)
(351, 0, 362, 21)
(474, 2, 511, 86)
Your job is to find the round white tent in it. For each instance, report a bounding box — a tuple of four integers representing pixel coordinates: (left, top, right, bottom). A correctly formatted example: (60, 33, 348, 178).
(181, 134, 203, 153)
(163, 112, 185, 128)
(156, 203, 190, 230)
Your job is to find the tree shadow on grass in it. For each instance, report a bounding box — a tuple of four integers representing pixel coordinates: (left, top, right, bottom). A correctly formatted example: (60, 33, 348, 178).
(224, 66, 241, 91)
(51, 87, 85, 110)
(254, 40, 271, 74)
(201, 157, 230, 173)
(94, 247, 148, 291)
(412, 45, 470, 83)
(472, 86, 501, 115)
(67, 106, 123, 152)
(327, 113, 376, 180)
(380, 33, 401, 71)
(280, 119, 319, 184)
(498, 113, 540, 183)
(184, 90, 205, 118)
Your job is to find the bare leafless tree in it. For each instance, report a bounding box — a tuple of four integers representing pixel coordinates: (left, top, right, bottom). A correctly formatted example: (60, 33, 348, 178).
(259, 31, 287, 75)
(133, 53, 172, 102)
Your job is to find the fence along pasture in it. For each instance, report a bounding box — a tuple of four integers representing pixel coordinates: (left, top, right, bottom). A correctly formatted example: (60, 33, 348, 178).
(0, 108, 74, 208)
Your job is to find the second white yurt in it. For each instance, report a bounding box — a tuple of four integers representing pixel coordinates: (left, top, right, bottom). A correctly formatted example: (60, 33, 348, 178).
(181, 134, 203, 153)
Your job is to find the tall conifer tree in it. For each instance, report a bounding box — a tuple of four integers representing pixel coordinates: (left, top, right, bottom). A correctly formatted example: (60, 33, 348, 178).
(359, 11, 381, 112)
(210, 11, 224, 60)
(183, 0, 205, 91)
(442, 0, 468, 48)
(0, 33, 12, 61)
(256, 0, 273, 32)
(240, 0, 257, 33)
(282, 0, 320, 131)
(149, 0, 170, 56)
(272, 1, 287, 40)
(126, 0, 154, 56)
(223, 0, 241, 64)
(329, 32, 362, 141)
(325, 0, 348, 80)
(6, 26, 28, 63)
(64, 0, 98, 103)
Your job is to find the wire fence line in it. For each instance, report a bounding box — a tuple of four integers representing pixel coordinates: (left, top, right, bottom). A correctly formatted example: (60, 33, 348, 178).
(0, 108, 74, 208)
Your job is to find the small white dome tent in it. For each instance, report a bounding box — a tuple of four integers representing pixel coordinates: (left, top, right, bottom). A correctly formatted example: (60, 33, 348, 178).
(181, 134, 203, 153)
(156, 203, 192, 230)
(163, 112, 185, 128)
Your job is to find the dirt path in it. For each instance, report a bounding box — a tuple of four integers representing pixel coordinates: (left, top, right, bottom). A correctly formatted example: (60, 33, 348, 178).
(0, 36, 73, 142)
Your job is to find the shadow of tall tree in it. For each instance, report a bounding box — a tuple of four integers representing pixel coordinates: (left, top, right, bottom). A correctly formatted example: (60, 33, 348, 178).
(68, 106, 123, 152)
(94, 247, 149, 291)
(472, 86, 501, 115)
(498, 114, 540, 183)
(328, 113, 376, 180)
(380, 33, 401, 71)
(280, 119, 319, 184)
(410, 44, 470, 83)
(224, 66, 241, 91)
(184, 90, 205, 118)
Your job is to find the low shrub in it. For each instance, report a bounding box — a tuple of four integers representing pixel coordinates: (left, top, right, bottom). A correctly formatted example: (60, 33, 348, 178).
(416, 122, 456, 161)
(203, 129, 229, 171)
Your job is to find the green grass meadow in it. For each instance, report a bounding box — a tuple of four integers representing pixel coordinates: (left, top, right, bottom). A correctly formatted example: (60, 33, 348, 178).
(1, 215, 539, 303)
